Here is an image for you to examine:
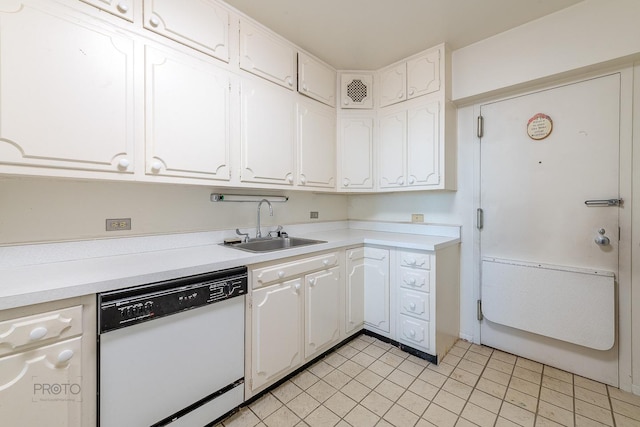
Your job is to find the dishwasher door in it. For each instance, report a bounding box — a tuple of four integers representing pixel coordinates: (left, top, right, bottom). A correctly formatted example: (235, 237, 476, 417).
(99, 296, 244, 427)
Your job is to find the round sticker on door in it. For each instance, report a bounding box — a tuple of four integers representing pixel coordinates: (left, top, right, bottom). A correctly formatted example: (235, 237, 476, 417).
(527, 113, 553, 140)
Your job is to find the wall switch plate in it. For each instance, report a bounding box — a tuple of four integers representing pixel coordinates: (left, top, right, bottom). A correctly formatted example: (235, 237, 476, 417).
(411, 214, 424, 223)
(310, 211, 319, 219)
(106, 218, 131, 231)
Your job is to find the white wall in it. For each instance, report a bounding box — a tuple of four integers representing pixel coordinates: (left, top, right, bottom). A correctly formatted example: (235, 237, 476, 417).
(0, 177, 348, 245)
(452, 0, 640, 103)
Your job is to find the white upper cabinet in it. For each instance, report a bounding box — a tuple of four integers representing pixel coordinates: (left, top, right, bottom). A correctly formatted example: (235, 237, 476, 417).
(79, 0, 135, 21)
(143, 0, 230, 62)
(240, 19, 296, 90)
(0, 2, 135, 176)
(145, 46, 231, 181)
(338, 117, 374, 191)
(240, 77, 295, 186)
(378, 109, 407, 188)
(297, 100, 336, 189)
(297, 52, 336, 107)
(379, 46, 441, 108)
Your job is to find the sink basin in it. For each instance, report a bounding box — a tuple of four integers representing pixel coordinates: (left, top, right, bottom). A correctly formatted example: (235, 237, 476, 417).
(225, 237, 327, 253)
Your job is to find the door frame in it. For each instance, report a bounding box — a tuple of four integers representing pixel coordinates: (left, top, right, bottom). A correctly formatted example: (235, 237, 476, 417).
(471, 66, 634, 391)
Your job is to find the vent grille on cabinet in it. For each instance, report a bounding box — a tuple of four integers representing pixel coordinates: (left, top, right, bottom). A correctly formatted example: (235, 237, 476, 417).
(347, 79, 368, 103)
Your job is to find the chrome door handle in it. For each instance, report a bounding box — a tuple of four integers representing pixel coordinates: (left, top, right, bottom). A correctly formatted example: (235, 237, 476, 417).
(594, 229, 610, 246)
(585, 199, 622, 207)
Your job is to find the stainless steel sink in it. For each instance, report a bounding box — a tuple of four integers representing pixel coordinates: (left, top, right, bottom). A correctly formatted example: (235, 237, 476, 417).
(224, 237, 326, 253)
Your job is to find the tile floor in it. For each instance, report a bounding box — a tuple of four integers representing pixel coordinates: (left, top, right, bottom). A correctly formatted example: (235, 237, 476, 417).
(218, 336, 640, 427)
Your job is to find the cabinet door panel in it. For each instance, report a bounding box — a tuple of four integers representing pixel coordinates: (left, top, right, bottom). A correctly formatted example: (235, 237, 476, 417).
(407, 49, 440, 99)
(297, 101, 336, 188)
(240, 78, 295, 185)
(399, 289, 430, 321)
(143, 0, 229, 62)
(80, 0, 135, 21)
(298, 52, 336, 107)
(379, 63, 406, 107)
(0, 337, 82, 426)
(378, 110, 407, 188)
(251, 280, 302, 391)
(345, 249, 365, 334)
(145, 46, 230, 180)
(339, 118, 373, 190)
(407, 102, 440, 186)
(363, 247, 390, 333)
(240, 19, 296, 90)
(305, 267, 341, 358)
(0, 4, 135, 174)
(398, 315, 429, 351)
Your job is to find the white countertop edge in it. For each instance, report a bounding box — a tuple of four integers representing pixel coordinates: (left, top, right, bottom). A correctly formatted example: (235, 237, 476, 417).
(0, 222, 461, 310)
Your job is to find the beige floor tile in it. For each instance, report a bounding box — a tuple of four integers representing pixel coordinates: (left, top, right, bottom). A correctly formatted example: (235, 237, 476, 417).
(344, 404, 381, 427)
(324, 369, 352, 390)
(360, 334, 376, 343)
(469, 389, 503, 414)
(613, 412, 640, 427)
(415, 419, 438, 427)
(375, 419, 394, 427)
(516, 358, 544, 374)
(573, 376, 606, 395)
(338, 360, 366, 378)
(263, 406, 301, 427)
(363, 344, 387, 359)
(361, 391, 394, 417)
(422, 403, 459, 427)
(495, 417, 521, 427)
(419, 367, 449, 388)
(351, 338, 372, 351)
(469, 344, 494, 357)
(464, 350, 490, 366)
(272, 381, 304, 404)
(353, 351, 378, 368)
(324, 391, 357, 418)
(337, 345, 360, 359)
(398, 359, 426, 377)
(307, 380, 337, 403)
(408, 378, 440, 401)
(441, 353, 462, 367)
(499, 402, 535, 427)
(324, 352, 348, 368)
(461, 402, 497, 427)
(487, 358, 515, 375)
(305, 405, 340, 427)
(387, 368, 416, 388)
(442, 378, 473, 400)
(539, 387, 573, 412)
(455, 418, 478, 427)
(575, 414, 613, 426)
(369, 360, 395, 378)
(455, 340, 472, 350)
(223, 408, 261, 427)
(397, 390, 430, 416)
(476, 378, 507, 399)
(611, 398, 640, 421)
(451, 367, 480, 387)
(356, 369, 385, 389)
(286, 392, 321, 419)
(292, 371, 320, 391)
(505, 387, 538, 413)
(376, 379, 407, 401)
(574, 385, 610, 409)
(336, 421, 352, 427)
(342, 379, 372, 402)
(457, 358, 485, 376)
(448, 345, 467, 358)
(543, 366, 573, 384)
(249, 393, 283, 419)
(541, 376, 573, 397)
(383, 403, 420, 426)
(295, 420, 309, 427)
(609, 386, 640, 407)
(535, 416, 564, 427)
(537, 401, 574, 427)
(309, 360, 334, 378)
(379, 351, 406, 368)
(513, 366, 542, 385)
(408, 354, 431, 367)
(370, 339, 394, 351)
(509, 377, 540, 398)
(389, 347, 411, 359)
(433, 389, 466, 415)
(491, 350, 518, 365)
(482, 367, 512, 386)
(427, 362, 456, 377)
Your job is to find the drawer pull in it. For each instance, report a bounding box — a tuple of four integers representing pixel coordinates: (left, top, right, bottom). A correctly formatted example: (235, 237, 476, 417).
(408, 278, 416, 286)
(406, 258, 416, 266)
(294, 283, 301, 293)
(57, 349, 74, 364)
(309, 278, 316, 287)
(409, 302, 416, 311)
(278, 271, 285, 279)
(409, 329, 416, 337)
(29, 327, 48, 341)
(323, 259, 330, 267)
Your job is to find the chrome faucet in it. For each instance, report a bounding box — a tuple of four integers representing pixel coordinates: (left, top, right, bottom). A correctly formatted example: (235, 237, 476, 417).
(256, 199, 273, 238)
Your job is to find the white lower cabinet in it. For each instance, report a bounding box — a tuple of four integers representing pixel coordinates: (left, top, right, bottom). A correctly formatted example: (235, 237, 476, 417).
(0, 296, 96, 427)
(345, 248, 366, 334)
(305, 267, 341, 358)
(362, 247, 392, 336)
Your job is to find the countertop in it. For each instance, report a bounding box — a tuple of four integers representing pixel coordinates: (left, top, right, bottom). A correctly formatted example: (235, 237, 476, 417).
(0, 221, 460, 310)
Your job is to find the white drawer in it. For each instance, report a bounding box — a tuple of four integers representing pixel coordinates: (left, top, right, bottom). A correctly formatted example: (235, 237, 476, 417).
(253, 252, 339, 287)
(398, 250, 431, 270)
(399, 289, 430, 321)
(0, 306, 83, 357)
(398, 268, 431, 292)
(398, 315, 430, 351)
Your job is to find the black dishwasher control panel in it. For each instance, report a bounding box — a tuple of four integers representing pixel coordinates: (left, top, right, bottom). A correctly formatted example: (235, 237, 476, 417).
(99, 266, 247, 333)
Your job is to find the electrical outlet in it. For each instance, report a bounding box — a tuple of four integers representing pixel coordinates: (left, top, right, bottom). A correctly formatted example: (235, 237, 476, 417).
(411, 214, 424, 223)
(106, 218, 131, 231)
(310, 211, 319, 219)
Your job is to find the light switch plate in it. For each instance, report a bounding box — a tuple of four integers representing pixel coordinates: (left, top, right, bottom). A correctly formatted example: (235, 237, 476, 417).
(106, 218, 131, 231)
(411, 214, 424, 223)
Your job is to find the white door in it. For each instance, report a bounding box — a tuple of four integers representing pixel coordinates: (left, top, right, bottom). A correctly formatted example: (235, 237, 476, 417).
(339, 118, 374, 191)
(305, 267, 341, 358)
(297, 100, 336, 189)
(345, 248, 366, 334)
(479, 74, 621, 385)
(363, 247, 390, 334)
(378, 109, 406, 189)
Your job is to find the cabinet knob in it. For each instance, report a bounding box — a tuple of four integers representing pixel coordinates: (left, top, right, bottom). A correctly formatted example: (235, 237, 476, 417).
(409, 329, 416, 337)
(57, 349, 74, 364)
(151, 161, 162, 173)
(343, 179, 350, 187)
(409, 278, 416, 285)
(150, 17, 160, 27)
(117, 2, 129, 13)
(409, 88, 415, 96)
(294, 283, 301, 293)
(302, 83, 308, 91)
(409, 302, 416, 310)
(287, 175, 294, 183)
(398, 177, 405, 185)
(409, 177, 416, 185)
(29, 327, 48, 341)
(406, 258, 416, 266)
(309, 278, 316, 286)
(117, 158, 130, 170)
(398, 92, 404, 99)
(343, 99, 349, 105)
(323, 259, 330, 267)
(300, 175, 306, 185)
(286, 77, 293, 87)
(278, 271, 285, 278)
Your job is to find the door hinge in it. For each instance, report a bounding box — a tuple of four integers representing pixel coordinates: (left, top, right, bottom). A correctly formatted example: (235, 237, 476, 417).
(477, 299, 484, 321)
(477, 115, 484, 138)
(476, 208, 484, 230)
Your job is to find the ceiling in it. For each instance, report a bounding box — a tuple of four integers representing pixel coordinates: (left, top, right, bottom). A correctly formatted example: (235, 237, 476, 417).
(225, 0, 584, 70)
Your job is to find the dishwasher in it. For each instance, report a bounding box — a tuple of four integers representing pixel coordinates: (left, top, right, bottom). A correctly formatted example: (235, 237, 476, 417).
(98, 266, 247, 427)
